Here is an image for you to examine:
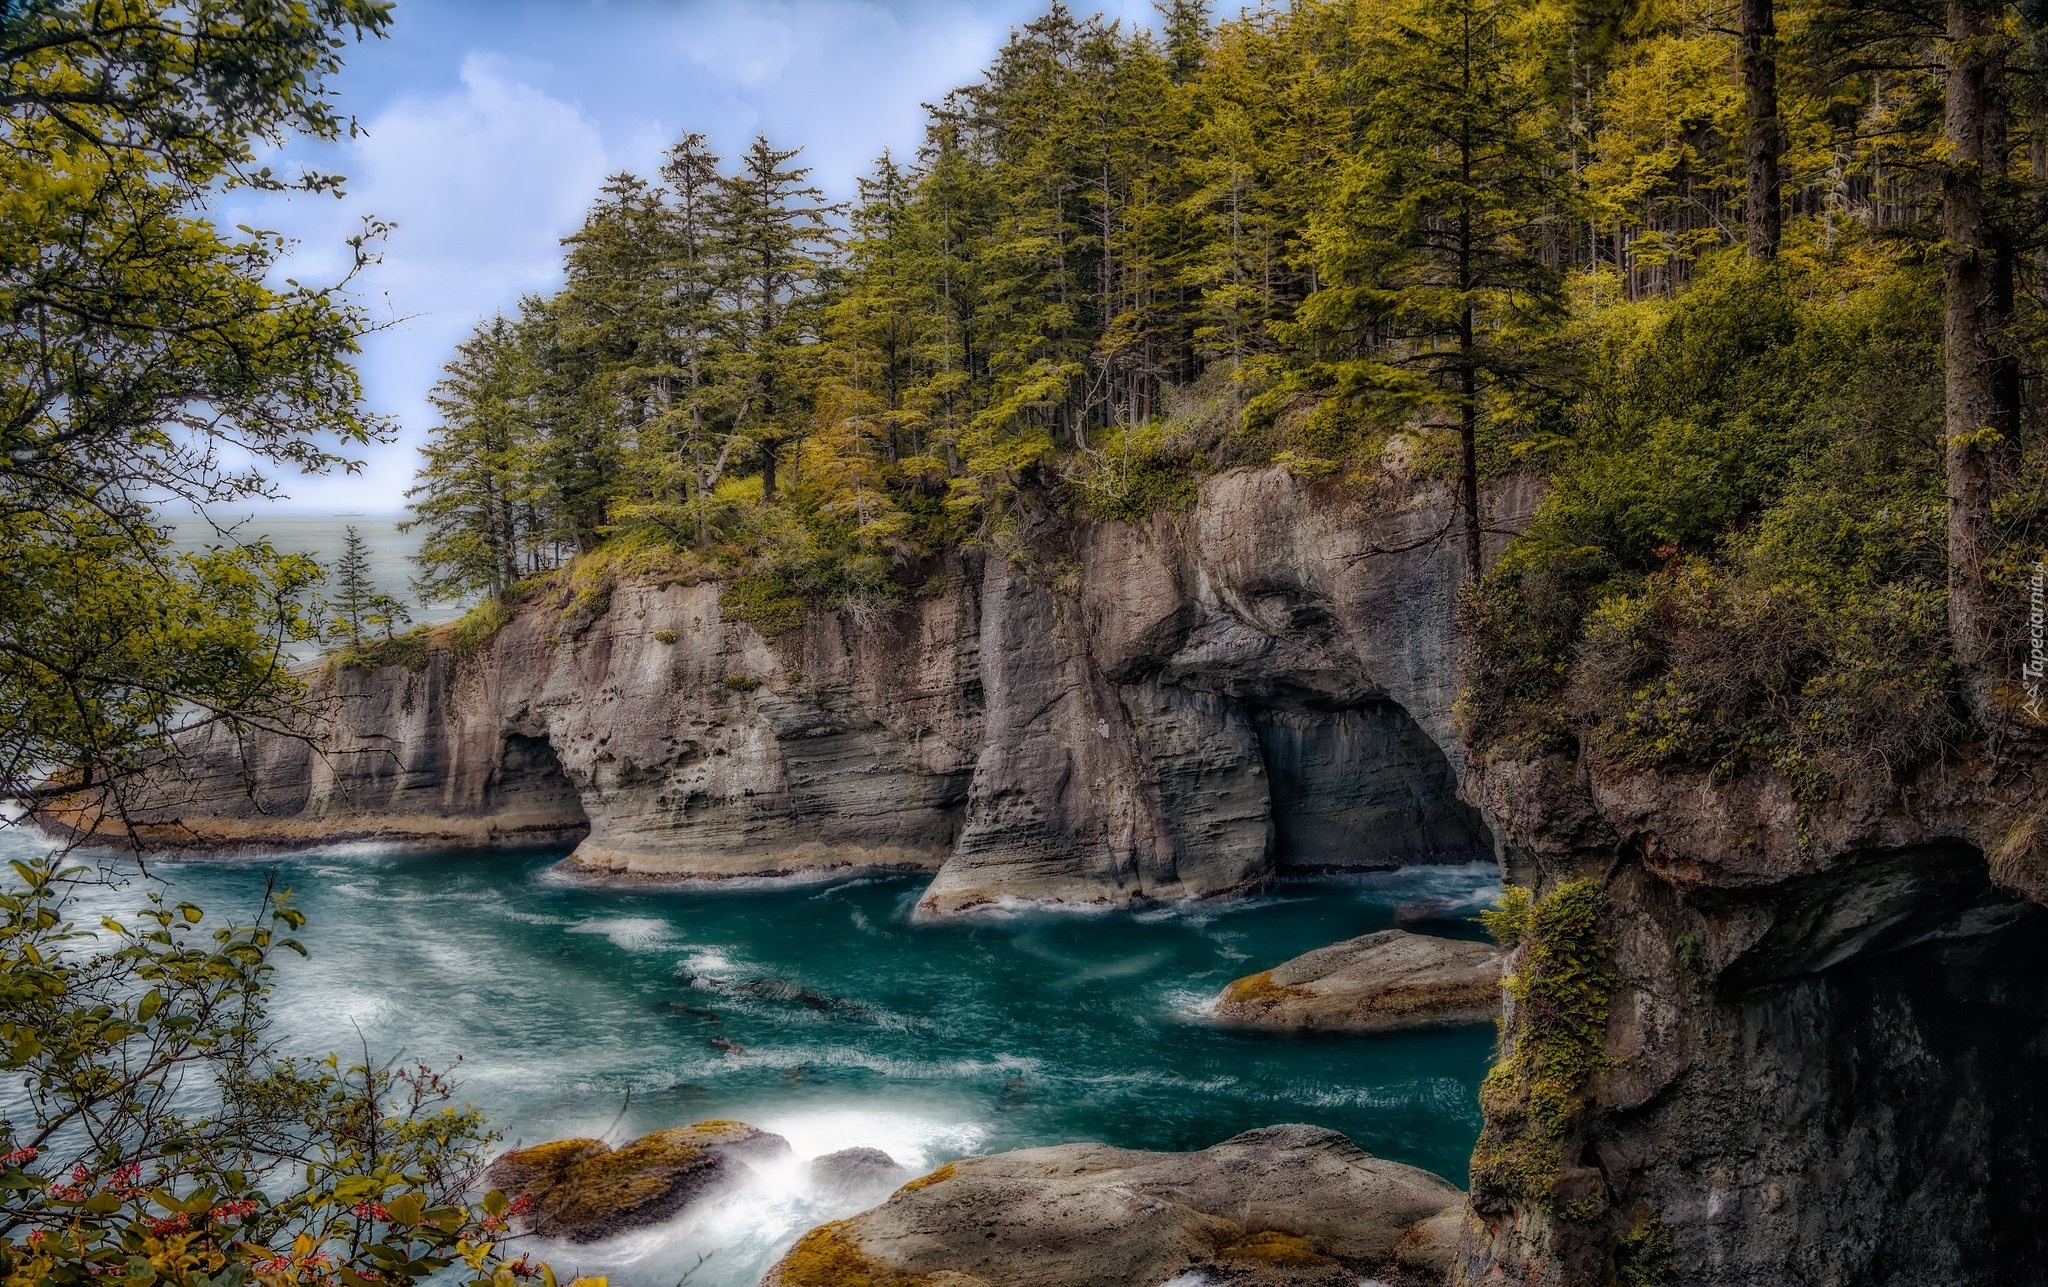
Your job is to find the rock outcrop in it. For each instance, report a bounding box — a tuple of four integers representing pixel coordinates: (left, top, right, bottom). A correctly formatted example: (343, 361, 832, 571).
(807, 1147, 911, 1203)
(1214, 929, 1504, 1033)
(1452, 746, 2048, 1287)
(760, 1125, 1463, 1287)
(68, 467, 1532, 912)
(485, 1120, 791, 1242)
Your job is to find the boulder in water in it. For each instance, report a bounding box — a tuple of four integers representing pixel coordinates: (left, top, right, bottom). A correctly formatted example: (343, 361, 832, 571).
(485, 1119, 790, 1242)
(759, 1124, 1463, 1287)
(808, 1147, 911, 1203)
(1213, 929, 1503, 1033)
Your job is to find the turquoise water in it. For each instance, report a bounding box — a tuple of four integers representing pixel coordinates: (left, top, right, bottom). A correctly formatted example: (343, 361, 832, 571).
(23, 844, 1500, 1286)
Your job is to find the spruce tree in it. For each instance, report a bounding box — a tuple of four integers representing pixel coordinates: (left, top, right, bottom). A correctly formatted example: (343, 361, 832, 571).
(719, 136, 837, 502)
(1286, 0, 1566, 581)
(324, 525, 377, 646)
(407, 314, 544, 598)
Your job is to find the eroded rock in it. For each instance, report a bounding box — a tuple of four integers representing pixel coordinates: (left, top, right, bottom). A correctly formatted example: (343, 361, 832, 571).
(486, 1120, 790, 1242)
(67, 469, 1537, 915)
(759, 1124, 1462, 1287)
(1214, 929, 1504, 1033)
(808, 1146, 910, 1202)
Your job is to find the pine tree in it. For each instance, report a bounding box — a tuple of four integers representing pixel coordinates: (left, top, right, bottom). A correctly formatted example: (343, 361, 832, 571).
(406, 314, 550, 598)
(1284, 0, 1567, 581)
(719, 135, 837, 502)
(324, 525, 377, 646)
(658, 132, 736, 543)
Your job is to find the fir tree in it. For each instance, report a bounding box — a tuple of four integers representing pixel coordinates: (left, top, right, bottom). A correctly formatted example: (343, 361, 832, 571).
(1284, 0, 1566, 581)
(324, 525, 378, 646)
(719, 136, 837, 501)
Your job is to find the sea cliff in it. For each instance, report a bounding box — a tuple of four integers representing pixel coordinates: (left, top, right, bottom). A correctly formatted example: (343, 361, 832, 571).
(78, 465, 1526, 912)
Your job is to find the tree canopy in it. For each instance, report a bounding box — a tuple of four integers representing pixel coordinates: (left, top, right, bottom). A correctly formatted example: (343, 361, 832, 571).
(410, 0, 2048, 784)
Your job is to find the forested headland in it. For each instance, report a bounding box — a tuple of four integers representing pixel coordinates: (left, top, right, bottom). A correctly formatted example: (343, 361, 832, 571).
(409, 0, 2048, 791)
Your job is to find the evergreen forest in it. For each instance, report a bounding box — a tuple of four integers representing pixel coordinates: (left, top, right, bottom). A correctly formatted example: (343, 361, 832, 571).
(407, 0, 2048, 789)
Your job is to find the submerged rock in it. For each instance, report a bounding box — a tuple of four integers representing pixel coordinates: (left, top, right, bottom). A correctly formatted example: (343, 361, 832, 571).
(1213, 929, 1503, 1033)
(808, 1147, 911, 1202)
(486, 1119, 790, 1242)
(759, 1124, 1461, 1287)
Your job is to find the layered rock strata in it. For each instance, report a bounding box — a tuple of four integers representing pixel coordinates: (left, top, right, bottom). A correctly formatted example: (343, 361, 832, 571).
(70, 467, 1531, 910)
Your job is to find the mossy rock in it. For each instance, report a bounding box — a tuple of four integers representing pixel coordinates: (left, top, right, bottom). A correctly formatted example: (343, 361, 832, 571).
(486, 1119, 792, 1242)
(1214, 931, 1504, 1033)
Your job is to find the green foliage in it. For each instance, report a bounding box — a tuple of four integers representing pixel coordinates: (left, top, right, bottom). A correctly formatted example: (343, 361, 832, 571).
(1471, 878, 1614, 1221)
(1478, 885, 1535, 947)
(1613, 1210, 1679, 1286)
(0, 0, 404, 829)
(321, 526, 412, 649)
(720, 574, 807, 637)
(448, 597, 515, 658)
(0, 858, 535, 1287)
(335, 627, 432, 674)
(0, 509, 325, 813)
(1462, 259, 1965, 790)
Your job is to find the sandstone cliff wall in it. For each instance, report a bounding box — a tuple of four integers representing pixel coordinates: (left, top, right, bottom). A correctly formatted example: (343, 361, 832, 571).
(88, 467, 1534, 912)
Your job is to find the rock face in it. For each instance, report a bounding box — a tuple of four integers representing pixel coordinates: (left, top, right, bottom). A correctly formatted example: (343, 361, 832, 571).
(484, 1120, 791, 1242)
(1214, 929, 1505, 1033)
(807, 1147, 911, 1203)
(1453, 748, 2048, 1287)
(71, 467, 1531, 910)
(759, 1125, 1463, 1287)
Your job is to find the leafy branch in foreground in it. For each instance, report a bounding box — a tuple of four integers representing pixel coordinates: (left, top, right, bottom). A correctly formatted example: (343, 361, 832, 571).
(0, 857, 577, 1287)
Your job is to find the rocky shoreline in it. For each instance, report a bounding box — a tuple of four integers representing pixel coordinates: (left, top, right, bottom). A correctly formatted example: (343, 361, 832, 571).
(62, 466, 1526, 915)
(486, 1118, 1468, 1287)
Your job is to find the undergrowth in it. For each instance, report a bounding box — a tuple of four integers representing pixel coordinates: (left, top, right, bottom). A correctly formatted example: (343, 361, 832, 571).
(1460, 255, 1973, 795)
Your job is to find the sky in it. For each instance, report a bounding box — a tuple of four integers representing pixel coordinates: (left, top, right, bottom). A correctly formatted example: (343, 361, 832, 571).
(219, 0, 1174, 514)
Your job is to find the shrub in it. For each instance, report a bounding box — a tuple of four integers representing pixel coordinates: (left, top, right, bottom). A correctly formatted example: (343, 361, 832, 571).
(0, 858, 543, 1287)
(1462, 256, 1964, 790)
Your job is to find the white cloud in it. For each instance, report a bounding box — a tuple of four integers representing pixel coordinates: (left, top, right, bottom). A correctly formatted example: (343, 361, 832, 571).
(231, 0, 1181, 514)
(252, 54, 617, 511)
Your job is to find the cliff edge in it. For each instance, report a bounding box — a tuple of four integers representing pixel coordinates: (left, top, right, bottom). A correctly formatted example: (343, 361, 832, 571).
(61, 466, 1534, 913)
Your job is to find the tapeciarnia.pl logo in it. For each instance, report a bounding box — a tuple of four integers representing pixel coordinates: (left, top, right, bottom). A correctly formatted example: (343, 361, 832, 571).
(2028, 560, 2047, 722)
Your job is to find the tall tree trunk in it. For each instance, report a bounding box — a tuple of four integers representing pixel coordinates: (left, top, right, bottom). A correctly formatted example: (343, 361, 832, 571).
(761, 440, 779, 503)
(1943, 0, 2009, 714)
(1742, 0, 1781, 258)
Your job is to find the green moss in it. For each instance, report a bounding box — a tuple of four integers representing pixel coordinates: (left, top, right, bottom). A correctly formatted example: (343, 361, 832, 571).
(722, 572, 806, 636)
(335, 627, 432, 672)
(1470, 878, 1615, 1221)
(1220, 969, 1310, 1013)
(1216, 1230, 1337, 1268)
(653, 628, 677, 644)
(1613, 1210, 1678, 1286)
(448, 596, 512, 656)
(770, 1220, 933, 1287)
(895, 1162, 955, 1194)
(1478, 885, 1535, 947)
(722, 673, 762, 692)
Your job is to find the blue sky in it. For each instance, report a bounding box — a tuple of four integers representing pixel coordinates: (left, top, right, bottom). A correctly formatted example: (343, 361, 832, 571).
(223, 0, 1175, 513)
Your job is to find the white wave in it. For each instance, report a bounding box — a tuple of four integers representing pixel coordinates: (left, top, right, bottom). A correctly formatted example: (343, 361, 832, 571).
(1161, 986, 1224, 1022)
(566, 915, 673, 950)
(673, 1044, 1041, 1083)
(679, 947, 743, 977)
